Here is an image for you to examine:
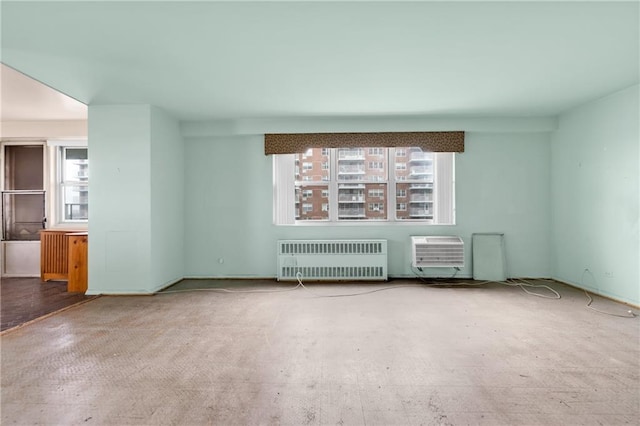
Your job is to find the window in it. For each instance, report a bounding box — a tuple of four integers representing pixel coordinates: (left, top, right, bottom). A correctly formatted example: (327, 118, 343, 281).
(60, 147, 89, 222)
(395, 163, 406, 170)
(368, 189, 384, 198)
(368, 148, 383, 156)
(303, 162, 313, 171)
(1, 144, 45, 240)
(273, 147, 454, 224)
(396, 149, 406, 157)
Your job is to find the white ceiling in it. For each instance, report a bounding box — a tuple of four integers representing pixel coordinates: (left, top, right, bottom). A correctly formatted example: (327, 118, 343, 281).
(0, 64, 87, 121)
(1, 1, 638, 122)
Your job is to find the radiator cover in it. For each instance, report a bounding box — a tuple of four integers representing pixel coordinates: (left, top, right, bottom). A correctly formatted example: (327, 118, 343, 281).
(277, 239, 388, 281)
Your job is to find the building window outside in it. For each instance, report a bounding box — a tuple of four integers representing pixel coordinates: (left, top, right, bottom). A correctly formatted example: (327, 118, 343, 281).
(274, 147, 454, 224)
(368, 189, 384, 198)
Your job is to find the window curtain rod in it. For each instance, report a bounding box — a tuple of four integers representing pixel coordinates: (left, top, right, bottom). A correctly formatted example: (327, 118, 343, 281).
(264, 131, 464, 155)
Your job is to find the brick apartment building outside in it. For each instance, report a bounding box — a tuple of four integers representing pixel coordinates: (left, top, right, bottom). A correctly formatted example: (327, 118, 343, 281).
(295, 147, 434, 221)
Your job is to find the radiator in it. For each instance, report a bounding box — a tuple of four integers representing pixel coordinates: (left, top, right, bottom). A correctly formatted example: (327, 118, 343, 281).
(40, 230, 69, 281)
(277, 239, 388, 281)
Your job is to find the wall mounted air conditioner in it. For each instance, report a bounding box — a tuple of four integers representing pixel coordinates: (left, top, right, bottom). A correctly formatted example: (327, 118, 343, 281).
(411, 236, 464, 268)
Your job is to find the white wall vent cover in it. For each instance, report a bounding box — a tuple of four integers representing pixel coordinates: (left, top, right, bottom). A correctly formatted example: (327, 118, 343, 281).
(277, 239, 387, 281)
(411, 236, 464, 268)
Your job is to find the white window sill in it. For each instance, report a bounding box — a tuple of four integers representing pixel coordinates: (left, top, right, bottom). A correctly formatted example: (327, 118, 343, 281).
(275, 221, 455, 227)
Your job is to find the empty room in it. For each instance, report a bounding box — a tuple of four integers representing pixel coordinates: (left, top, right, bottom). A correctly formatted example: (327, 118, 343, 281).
(1, 1, 638, 425)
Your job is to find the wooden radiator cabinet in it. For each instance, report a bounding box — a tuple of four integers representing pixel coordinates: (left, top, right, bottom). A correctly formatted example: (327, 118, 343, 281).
(67, 233, 88, 293)
(40, 230, 88, 293)
(40, 230, 71, 281)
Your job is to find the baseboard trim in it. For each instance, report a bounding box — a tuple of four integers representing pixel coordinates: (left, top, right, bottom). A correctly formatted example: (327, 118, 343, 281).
(182, 276, 277, 281)
(552, 277, 640, 309)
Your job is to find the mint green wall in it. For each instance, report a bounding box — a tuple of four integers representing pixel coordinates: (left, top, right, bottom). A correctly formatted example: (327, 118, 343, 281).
(184, 131, 551, 279)
(551, 85, 639, 305)
(150, 106, 185, 291)
(88, 105, 184, 294)
(88, 105, 153, 294)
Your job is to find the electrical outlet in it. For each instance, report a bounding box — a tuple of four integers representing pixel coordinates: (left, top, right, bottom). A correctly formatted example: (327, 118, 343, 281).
(604, 271, 614, 278)
(218, 257, 224, 264)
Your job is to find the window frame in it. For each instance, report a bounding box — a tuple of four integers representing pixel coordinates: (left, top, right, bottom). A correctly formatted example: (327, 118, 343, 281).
(46, 140, 89, 228)
(273, 148, 455, 226)
(59, 146, 89, 223)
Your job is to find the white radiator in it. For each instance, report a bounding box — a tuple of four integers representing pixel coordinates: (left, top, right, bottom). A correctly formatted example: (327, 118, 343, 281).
(277, 239, 388, 281)
(411, 236, 464, 268)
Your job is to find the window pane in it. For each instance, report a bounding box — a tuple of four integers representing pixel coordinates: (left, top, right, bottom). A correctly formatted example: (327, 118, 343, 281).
(295, 185, 329, 221)
(338, 183, 386, 220)
(337, 147, 387, 183)
(395, 147, 432, 181)
(396, 148, 433, 220)
(63, 148, 89, 182)
(336, 147, 388, 220)
(396, 182, 433, 220)
(65, 148, 88, 160)
(4, 145, 44, 190)
(295, 148, 329, 183)
(63, 185, 89, 220)
(2, 192, 45, 240)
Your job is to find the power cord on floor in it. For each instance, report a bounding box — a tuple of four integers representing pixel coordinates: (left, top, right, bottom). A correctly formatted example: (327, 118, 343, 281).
(581, 269, 637, 318)
(411, 268, 561, 299)
(295, 272, 424, 298)
(504, 278, 561, 299)
(159, 271, 636, 319)
(159, 274, 426, 297)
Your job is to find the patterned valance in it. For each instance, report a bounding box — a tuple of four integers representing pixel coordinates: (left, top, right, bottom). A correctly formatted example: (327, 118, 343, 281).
(264, 131, 464, 155)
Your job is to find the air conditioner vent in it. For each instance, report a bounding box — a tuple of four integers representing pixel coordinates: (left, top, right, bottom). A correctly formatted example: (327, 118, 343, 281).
(411, 236, 464, 268)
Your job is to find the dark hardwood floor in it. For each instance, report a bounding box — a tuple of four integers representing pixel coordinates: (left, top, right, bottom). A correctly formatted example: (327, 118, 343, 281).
(1, 277, 96, 332)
